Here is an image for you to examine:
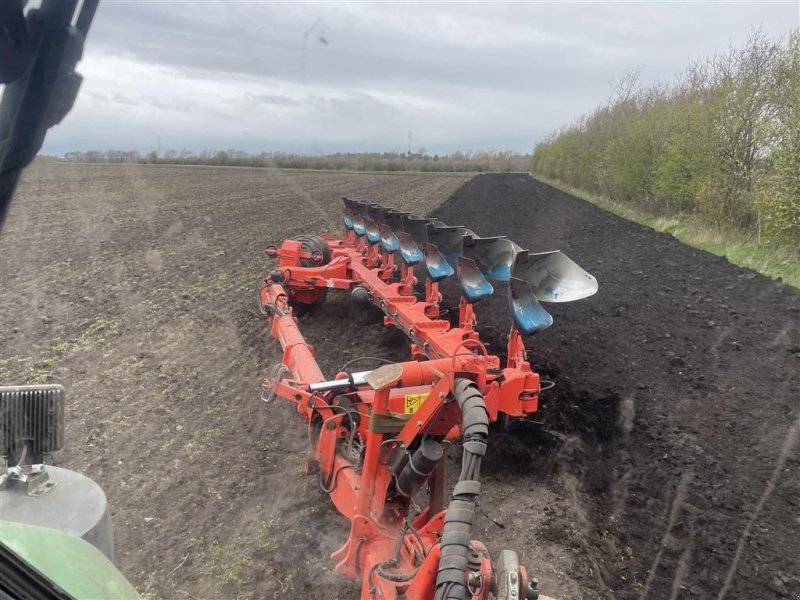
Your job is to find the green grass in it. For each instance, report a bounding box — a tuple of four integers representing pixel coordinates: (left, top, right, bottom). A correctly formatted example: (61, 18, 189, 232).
(534, 175, 800, 289)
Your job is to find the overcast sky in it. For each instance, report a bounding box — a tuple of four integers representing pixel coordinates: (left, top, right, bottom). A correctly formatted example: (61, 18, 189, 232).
(40, 1, 800, 156)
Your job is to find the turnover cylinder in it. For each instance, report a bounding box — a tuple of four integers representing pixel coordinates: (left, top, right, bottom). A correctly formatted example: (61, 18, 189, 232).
(396, 439, 444, 498)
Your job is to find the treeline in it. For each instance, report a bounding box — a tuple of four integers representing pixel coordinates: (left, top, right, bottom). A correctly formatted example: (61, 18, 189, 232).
(64, 150, 141, 163)
(63, 149, 531, 173)
(532, 30, 799, 245)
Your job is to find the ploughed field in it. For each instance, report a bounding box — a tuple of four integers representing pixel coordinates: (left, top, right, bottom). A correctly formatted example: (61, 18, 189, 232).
(1, 164, 797, 599)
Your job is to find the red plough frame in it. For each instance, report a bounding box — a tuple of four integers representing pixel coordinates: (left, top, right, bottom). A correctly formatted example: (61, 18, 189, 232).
(259, 226, 549, 600)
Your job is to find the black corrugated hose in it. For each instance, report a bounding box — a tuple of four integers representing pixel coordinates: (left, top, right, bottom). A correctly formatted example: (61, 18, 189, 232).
(434, 378, 489, 600)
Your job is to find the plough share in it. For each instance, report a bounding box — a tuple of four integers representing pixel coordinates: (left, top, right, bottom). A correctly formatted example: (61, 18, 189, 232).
(259, 198, 598, 600)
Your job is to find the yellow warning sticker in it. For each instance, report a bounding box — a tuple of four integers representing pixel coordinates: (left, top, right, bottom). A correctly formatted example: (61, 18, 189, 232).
(404, 392, 429, 414)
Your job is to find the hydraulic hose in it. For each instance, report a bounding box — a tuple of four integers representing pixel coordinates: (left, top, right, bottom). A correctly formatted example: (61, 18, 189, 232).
(434, 378, 489, 600)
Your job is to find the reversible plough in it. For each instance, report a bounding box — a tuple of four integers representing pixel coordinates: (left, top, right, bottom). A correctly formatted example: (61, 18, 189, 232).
(258, 199, 598, 600)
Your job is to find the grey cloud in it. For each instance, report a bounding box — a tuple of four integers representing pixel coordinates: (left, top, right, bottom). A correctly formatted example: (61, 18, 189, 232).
(39, 1, 799, 155)
(89, 90, 193, 112)
(250, 94, 305, 108)
(86, 3, 609, 94)
(88, 3, 794, 88)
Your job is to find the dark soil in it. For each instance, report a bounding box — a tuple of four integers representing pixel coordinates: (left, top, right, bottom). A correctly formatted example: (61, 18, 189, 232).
(2, 165, 798, 600)
(0, 163, 469, 600)
(431, 174, 800, 600)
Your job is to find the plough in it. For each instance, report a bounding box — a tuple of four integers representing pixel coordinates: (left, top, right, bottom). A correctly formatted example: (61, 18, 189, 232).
(258, 198, 597, 600)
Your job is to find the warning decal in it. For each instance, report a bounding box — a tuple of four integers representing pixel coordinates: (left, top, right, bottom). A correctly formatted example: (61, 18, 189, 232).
(403, 392, 429, 414)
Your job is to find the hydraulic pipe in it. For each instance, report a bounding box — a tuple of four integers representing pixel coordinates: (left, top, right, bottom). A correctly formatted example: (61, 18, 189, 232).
(435, 378, 489, 600)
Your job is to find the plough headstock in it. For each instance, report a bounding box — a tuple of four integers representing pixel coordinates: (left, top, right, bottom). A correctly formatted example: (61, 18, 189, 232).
(257, 197, 597, 600)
